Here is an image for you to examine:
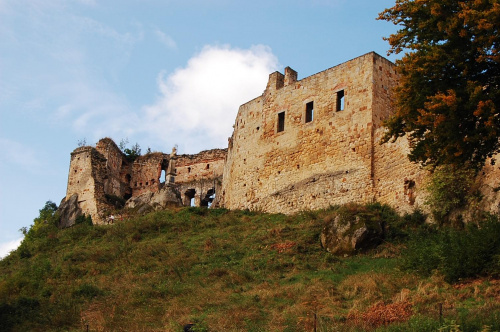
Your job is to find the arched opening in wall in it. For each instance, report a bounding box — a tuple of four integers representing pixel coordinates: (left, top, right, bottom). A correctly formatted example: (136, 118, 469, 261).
(160, 159, 168, 184)
(201, 188, 215, 208)
(185, 189, 196, 207)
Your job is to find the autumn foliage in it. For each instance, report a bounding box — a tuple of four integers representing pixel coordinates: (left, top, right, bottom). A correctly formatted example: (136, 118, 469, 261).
(378, 0, 500, 170)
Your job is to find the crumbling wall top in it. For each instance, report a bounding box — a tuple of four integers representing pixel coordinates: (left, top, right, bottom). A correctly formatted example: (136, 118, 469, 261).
(135, 152, 168, 162)
(96, 137, 126, 158)
(176, 148, 227, 163)
(70, 146, 94, 156)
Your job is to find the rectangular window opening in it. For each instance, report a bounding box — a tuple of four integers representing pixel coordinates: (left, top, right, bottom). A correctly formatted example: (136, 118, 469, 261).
(336, 90, 345, 112)
(277, 111, 285, 132)
(305, 101, 314, 123)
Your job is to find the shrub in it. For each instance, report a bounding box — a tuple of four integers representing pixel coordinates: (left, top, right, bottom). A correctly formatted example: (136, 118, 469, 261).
(401, 216, 500, 282)
(72, 283, 103, 299)
(0, 297, 40, 331)
(425, 165, 479, 224)
(75, 214, 93, 226)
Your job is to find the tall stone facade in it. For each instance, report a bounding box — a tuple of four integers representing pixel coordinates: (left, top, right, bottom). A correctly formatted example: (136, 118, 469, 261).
(64, 52, 500, 224)
(219, 52, 427, 214)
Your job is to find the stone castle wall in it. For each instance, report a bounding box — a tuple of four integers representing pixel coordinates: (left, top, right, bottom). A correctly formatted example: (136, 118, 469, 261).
(65, 139, 226, 224)
(95, 138, 132, 199)
(64, 52, 500, 224)
(175, 149, 227, 207)
(66, 146, 113, 223)
(131, 153, 168, 197)
(221, 52, 394, 213)
(476, 156, 500, 215)
(370, 56, 429, 213)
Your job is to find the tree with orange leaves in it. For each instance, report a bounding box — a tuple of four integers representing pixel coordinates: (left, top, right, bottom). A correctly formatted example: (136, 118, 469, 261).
(378, 0, 500, 170)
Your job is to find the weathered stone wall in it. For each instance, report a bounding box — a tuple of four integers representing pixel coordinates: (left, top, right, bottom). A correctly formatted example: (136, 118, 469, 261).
(66, 146, 99, 220)
(221, 52, 383, 213)
(95, 138, 132, 199)
(476, 156, 500, 215)
(131, 153, 168, 197)
(64, 51, 500, 223)
(66, 146, 112, 223)
(174, 149, 226, 206)
(372, 129, 429, 213)
(370, 56, 429, 213)
(64, 140, 226, 225)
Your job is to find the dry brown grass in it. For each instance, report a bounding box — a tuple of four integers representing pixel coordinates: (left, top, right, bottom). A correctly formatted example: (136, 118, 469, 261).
(338, 272, 410, 311)
(3, 206, 499, 331)
(347, 300, 413, 329)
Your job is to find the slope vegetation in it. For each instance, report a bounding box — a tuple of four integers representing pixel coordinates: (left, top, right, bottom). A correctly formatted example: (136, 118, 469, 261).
(1, 205, 499, 331)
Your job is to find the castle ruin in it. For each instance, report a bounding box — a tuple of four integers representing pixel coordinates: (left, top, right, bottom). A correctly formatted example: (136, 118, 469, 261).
(62, 52, 500, 225)
(64, 138, 226, 224)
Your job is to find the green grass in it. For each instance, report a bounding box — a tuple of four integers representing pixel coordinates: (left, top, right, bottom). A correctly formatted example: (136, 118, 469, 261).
(0, 205, 499, 331)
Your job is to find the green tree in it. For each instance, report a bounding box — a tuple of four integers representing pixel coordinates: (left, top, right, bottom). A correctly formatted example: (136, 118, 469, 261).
(424, 164, 477, 223)
(32, 201, 58, 230)
(123, 143, 141, 161)
(378, 0, 500, 170)
(119, 138, 142, 161)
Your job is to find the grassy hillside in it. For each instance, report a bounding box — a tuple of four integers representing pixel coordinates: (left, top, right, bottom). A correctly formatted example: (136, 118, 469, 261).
(1, 205, 499, 331)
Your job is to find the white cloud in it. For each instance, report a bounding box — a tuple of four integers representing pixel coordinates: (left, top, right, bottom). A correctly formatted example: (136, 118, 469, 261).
(139, 44, 279, 153)
(0, 237, 23, 260)
(155, 29, 177, 50)
(54, 44, 278, 152)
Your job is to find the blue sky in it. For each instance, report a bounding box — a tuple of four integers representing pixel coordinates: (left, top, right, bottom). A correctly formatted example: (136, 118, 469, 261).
(0, 0, 400, 257)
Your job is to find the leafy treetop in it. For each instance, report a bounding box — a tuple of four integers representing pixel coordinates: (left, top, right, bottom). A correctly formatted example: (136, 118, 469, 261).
(119, 138, 141, 162)
(378, 0, 500, 170)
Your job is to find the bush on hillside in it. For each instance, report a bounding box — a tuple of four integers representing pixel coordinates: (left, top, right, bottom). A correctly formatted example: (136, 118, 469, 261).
(425, 165, 480, 224)
(401, 214, 500, 283)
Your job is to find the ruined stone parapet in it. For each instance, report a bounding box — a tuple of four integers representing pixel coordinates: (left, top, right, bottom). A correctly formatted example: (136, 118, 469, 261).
(96, 138, 132, 199)
(130, 152, 168, 197)
(175, 148, 227, 207)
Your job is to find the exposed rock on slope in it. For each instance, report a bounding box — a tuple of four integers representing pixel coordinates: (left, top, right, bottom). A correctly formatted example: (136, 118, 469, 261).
(57, 194, 83, 228)
(125, 186, 183, 214)
(320, 210, 385, 256)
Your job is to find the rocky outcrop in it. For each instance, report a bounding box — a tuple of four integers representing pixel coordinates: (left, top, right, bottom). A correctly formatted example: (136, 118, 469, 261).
(125, 185, 183, 214)
(57, 194, 83, 228)
(320, 211, 385, 256)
